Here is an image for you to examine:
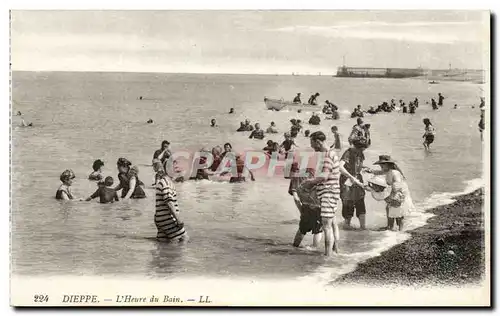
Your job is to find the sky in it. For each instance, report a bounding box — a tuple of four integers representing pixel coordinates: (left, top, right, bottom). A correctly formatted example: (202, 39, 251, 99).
(11, 10, 489, 74)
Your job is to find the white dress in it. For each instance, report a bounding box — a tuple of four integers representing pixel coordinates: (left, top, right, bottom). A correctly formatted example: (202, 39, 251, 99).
(386, 170, 415, 218)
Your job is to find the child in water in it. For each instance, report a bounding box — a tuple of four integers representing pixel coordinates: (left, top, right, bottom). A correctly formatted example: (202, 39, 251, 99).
(367, 176, 406, 230)
(367, 155, 415, 231)
(385, 182, 408, 231)
(288, 163, 323, 248)
(263, 140, 275, 154)
(85, 176, 119, 203)
(279, 132, 297, 158)
(330, 126, 342, 151)
(88, 159, 105, 181)
(422, 118, 435, 151)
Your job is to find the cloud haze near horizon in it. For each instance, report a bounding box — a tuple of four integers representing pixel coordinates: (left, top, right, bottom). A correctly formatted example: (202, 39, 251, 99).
(11, 10, 489, 74)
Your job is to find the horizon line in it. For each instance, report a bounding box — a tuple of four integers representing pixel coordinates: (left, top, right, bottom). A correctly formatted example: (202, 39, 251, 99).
(10, 67, 485, 76)
(10, 69, 338, 76)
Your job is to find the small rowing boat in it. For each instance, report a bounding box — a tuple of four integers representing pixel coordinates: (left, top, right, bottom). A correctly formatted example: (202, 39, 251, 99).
(264, 97, 320, 111)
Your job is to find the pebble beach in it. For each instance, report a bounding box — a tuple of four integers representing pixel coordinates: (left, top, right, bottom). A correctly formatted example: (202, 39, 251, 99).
(337, 188, 486, 286)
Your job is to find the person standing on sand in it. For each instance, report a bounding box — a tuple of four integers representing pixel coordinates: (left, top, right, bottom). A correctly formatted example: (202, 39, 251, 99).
(422, 118, 435, 151)
(366, 155, 415, 231)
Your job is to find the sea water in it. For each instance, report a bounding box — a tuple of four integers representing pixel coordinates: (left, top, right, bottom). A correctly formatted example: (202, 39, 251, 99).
(11, 71, 484, 283)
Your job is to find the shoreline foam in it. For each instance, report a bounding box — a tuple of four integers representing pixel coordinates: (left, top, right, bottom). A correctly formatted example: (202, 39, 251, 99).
(299, 178, 484, 285)
(336, 185, 486, 286)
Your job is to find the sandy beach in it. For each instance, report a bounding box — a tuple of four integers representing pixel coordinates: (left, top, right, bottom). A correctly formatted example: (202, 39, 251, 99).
(337, 188, 485, 286)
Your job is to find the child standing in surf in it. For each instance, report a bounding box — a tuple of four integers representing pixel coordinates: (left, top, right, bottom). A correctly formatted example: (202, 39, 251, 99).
(288, 162, 323, 248)
(366, 155, 415, 231)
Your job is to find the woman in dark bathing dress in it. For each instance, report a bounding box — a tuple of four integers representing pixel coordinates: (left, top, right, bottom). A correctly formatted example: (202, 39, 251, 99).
(115, 158, 146, 199)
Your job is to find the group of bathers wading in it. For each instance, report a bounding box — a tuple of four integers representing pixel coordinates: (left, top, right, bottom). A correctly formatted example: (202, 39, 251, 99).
(52, 92, 485, 253)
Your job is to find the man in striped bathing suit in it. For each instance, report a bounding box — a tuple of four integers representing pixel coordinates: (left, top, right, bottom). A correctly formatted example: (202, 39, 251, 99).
(155, 170, 188, 243)
(300, 131, 341, 256)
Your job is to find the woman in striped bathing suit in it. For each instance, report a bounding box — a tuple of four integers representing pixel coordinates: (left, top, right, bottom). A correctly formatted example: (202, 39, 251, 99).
(154, 170, 188, 243)
(300, 131, 365, 256)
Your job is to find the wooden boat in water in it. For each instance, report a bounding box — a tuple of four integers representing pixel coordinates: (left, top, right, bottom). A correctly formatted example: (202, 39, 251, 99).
(264, 97, 320, 112)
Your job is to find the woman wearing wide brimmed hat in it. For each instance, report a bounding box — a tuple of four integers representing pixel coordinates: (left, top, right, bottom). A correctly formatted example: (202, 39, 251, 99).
(366, 155, 415, 231)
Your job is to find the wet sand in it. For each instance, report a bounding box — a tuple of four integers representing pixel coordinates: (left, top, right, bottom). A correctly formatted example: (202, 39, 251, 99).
(337, 188, 486, 286)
